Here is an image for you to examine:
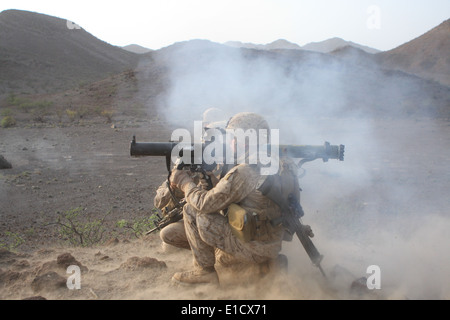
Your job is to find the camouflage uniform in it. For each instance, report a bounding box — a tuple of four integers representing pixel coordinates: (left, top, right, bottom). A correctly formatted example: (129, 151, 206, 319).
(153, 180, 190, 249)
(154, 107, 228, 250)
(181, 163, 284, 269)
(202, 107, 228, 129)
(170, 112, 287, 284)
(154, 171, 219, 250)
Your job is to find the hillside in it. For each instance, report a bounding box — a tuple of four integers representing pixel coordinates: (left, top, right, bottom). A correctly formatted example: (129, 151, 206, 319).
(140, 39, 449, 121)
(2, 38, 448, 126)
(0, 11, 449, 302)
(0, 11, 448, 122)
(0, 10, 138, 96)
(122, 44, 153, 54)
(224, 38, 380, 54)
(377, 19, 450, 87)
(330, 46, 378, 68)
(302, 37, 380, 54)
(224, 39, 302, 51)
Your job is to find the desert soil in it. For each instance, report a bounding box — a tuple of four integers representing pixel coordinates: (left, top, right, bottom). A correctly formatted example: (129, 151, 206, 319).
(0, 115, 449, 300)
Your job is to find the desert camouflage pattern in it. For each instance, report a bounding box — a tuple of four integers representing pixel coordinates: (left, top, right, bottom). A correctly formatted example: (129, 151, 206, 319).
(182, 163, 284, 269)
(153, 174, 201, 249)
(226, 112, 270, 132)
(202, 107, 227, 126)
(153, 180, 185, 211)
(159, 220, 190, 249)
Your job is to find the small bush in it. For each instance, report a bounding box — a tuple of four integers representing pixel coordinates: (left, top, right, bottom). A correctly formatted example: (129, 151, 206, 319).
(116, 211, 159, 238)
(0, 231, 25, 251)
(6, 94, 54, 114)
(54, 207, 111, 247)
(6, 93, 27, 106)
(55, 108, 65, 122)
(20, 100, 53, 114)
(0, 108, 12, 117)
(66, 109, 78, 122)
(101, 110, 114, 123)
(1, 116, 16, 128)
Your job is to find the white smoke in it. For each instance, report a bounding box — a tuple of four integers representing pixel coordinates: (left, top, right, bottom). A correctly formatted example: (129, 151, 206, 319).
(145, 40, 450, 299)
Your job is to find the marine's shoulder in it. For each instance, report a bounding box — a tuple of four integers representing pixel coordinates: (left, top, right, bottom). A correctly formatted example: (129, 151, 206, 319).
(224, 164, 260, 181)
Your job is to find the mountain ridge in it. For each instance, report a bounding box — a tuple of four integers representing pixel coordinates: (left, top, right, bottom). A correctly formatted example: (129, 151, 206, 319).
(0, 9, 138, 95)
(377, 19, 450, 86)
(224, 37, 380, 54)
(122, 44, 153, 54)
(0, 10, 448, 120)
(302, 37, 380, 54)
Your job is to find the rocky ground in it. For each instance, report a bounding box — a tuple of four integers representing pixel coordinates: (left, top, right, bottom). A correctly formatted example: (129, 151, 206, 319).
(0, 115, 449, 300)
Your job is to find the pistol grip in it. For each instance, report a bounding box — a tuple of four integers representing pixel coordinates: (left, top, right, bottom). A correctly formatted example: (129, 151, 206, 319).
(176, 162, 185, 170)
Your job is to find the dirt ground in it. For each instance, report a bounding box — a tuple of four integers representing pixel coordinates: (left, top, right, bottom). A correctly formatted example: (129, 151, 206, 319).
(0, 115, 449, 300)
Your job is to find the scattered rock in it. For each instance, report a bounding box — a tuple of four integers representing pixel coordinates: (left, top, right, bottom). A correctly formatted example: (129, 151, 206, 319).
(0, 269, 22, 286)
(36, 252, 88, 276)
(56, 253, 77, 268)
(56, 253, 88, 272)
(31, 271, 66, 293)
(119, 256, 166, 271)
(13, 259, 30, 269)
(349, 276, 380, 298)
(0, 248, 16, 261)
(0, 155, 12, 169)
(0, 249, 18, 266)
(95, 251, 110, 261)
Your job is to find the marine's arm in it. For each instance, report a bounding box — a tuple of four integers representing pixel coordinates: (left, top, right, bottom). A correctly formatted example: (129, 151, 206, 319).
(153, 181, 172, 209)
(171, 165, 257, 214)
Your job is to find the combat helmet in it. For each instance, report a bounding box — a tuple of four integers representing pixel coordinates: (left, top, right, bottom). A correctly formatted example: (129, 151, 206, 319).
(226, 112, 270, 132)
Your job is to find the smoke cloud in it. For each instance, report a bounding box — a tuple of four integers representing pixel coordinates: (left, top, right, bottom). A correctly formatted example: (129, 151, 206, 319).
(149, 40, 446, 123)
(139, 40, 450, 299)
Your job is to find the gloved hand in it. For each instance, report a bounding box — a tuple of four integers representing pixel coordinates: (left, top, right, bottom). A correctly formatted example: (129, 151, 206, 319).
(199, 171, 219, 190)
(170, 168, 194, 191)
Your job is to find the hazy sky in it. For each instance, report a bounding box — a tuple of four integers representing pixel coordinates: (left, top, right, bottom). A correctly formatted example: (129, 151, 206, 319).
(1, 0, 449, 51)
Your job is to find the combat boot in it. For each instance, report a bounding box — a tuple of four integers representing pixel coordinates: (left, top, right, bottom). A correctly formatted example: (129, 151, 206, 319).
(172, 266, 219, 285)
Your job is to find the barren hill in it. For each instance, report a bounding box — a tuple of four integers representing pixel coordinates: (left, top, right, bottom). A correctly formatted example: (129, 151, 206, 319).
(266, 39, 302, 50)
(302, 37, 380, 54)
(330, 46, 378, 68)
(0, 10, 138, 96)
(224, 39, 302, 50)
(0, 11, 448, 122)
(377, 19, 450, 86)
(224, 38, 380, 54)
(140, 39, 449, 120)
(122, 44, 153, 54)
(0, 14, 449, 302)
(4, 38, 448, 125)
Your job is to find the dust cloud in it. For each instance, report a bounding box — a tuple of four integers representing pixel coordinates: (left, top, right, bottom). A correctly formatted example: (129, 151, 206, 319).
(146, 40, 450, 299)
(152, 40, 442, 123)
